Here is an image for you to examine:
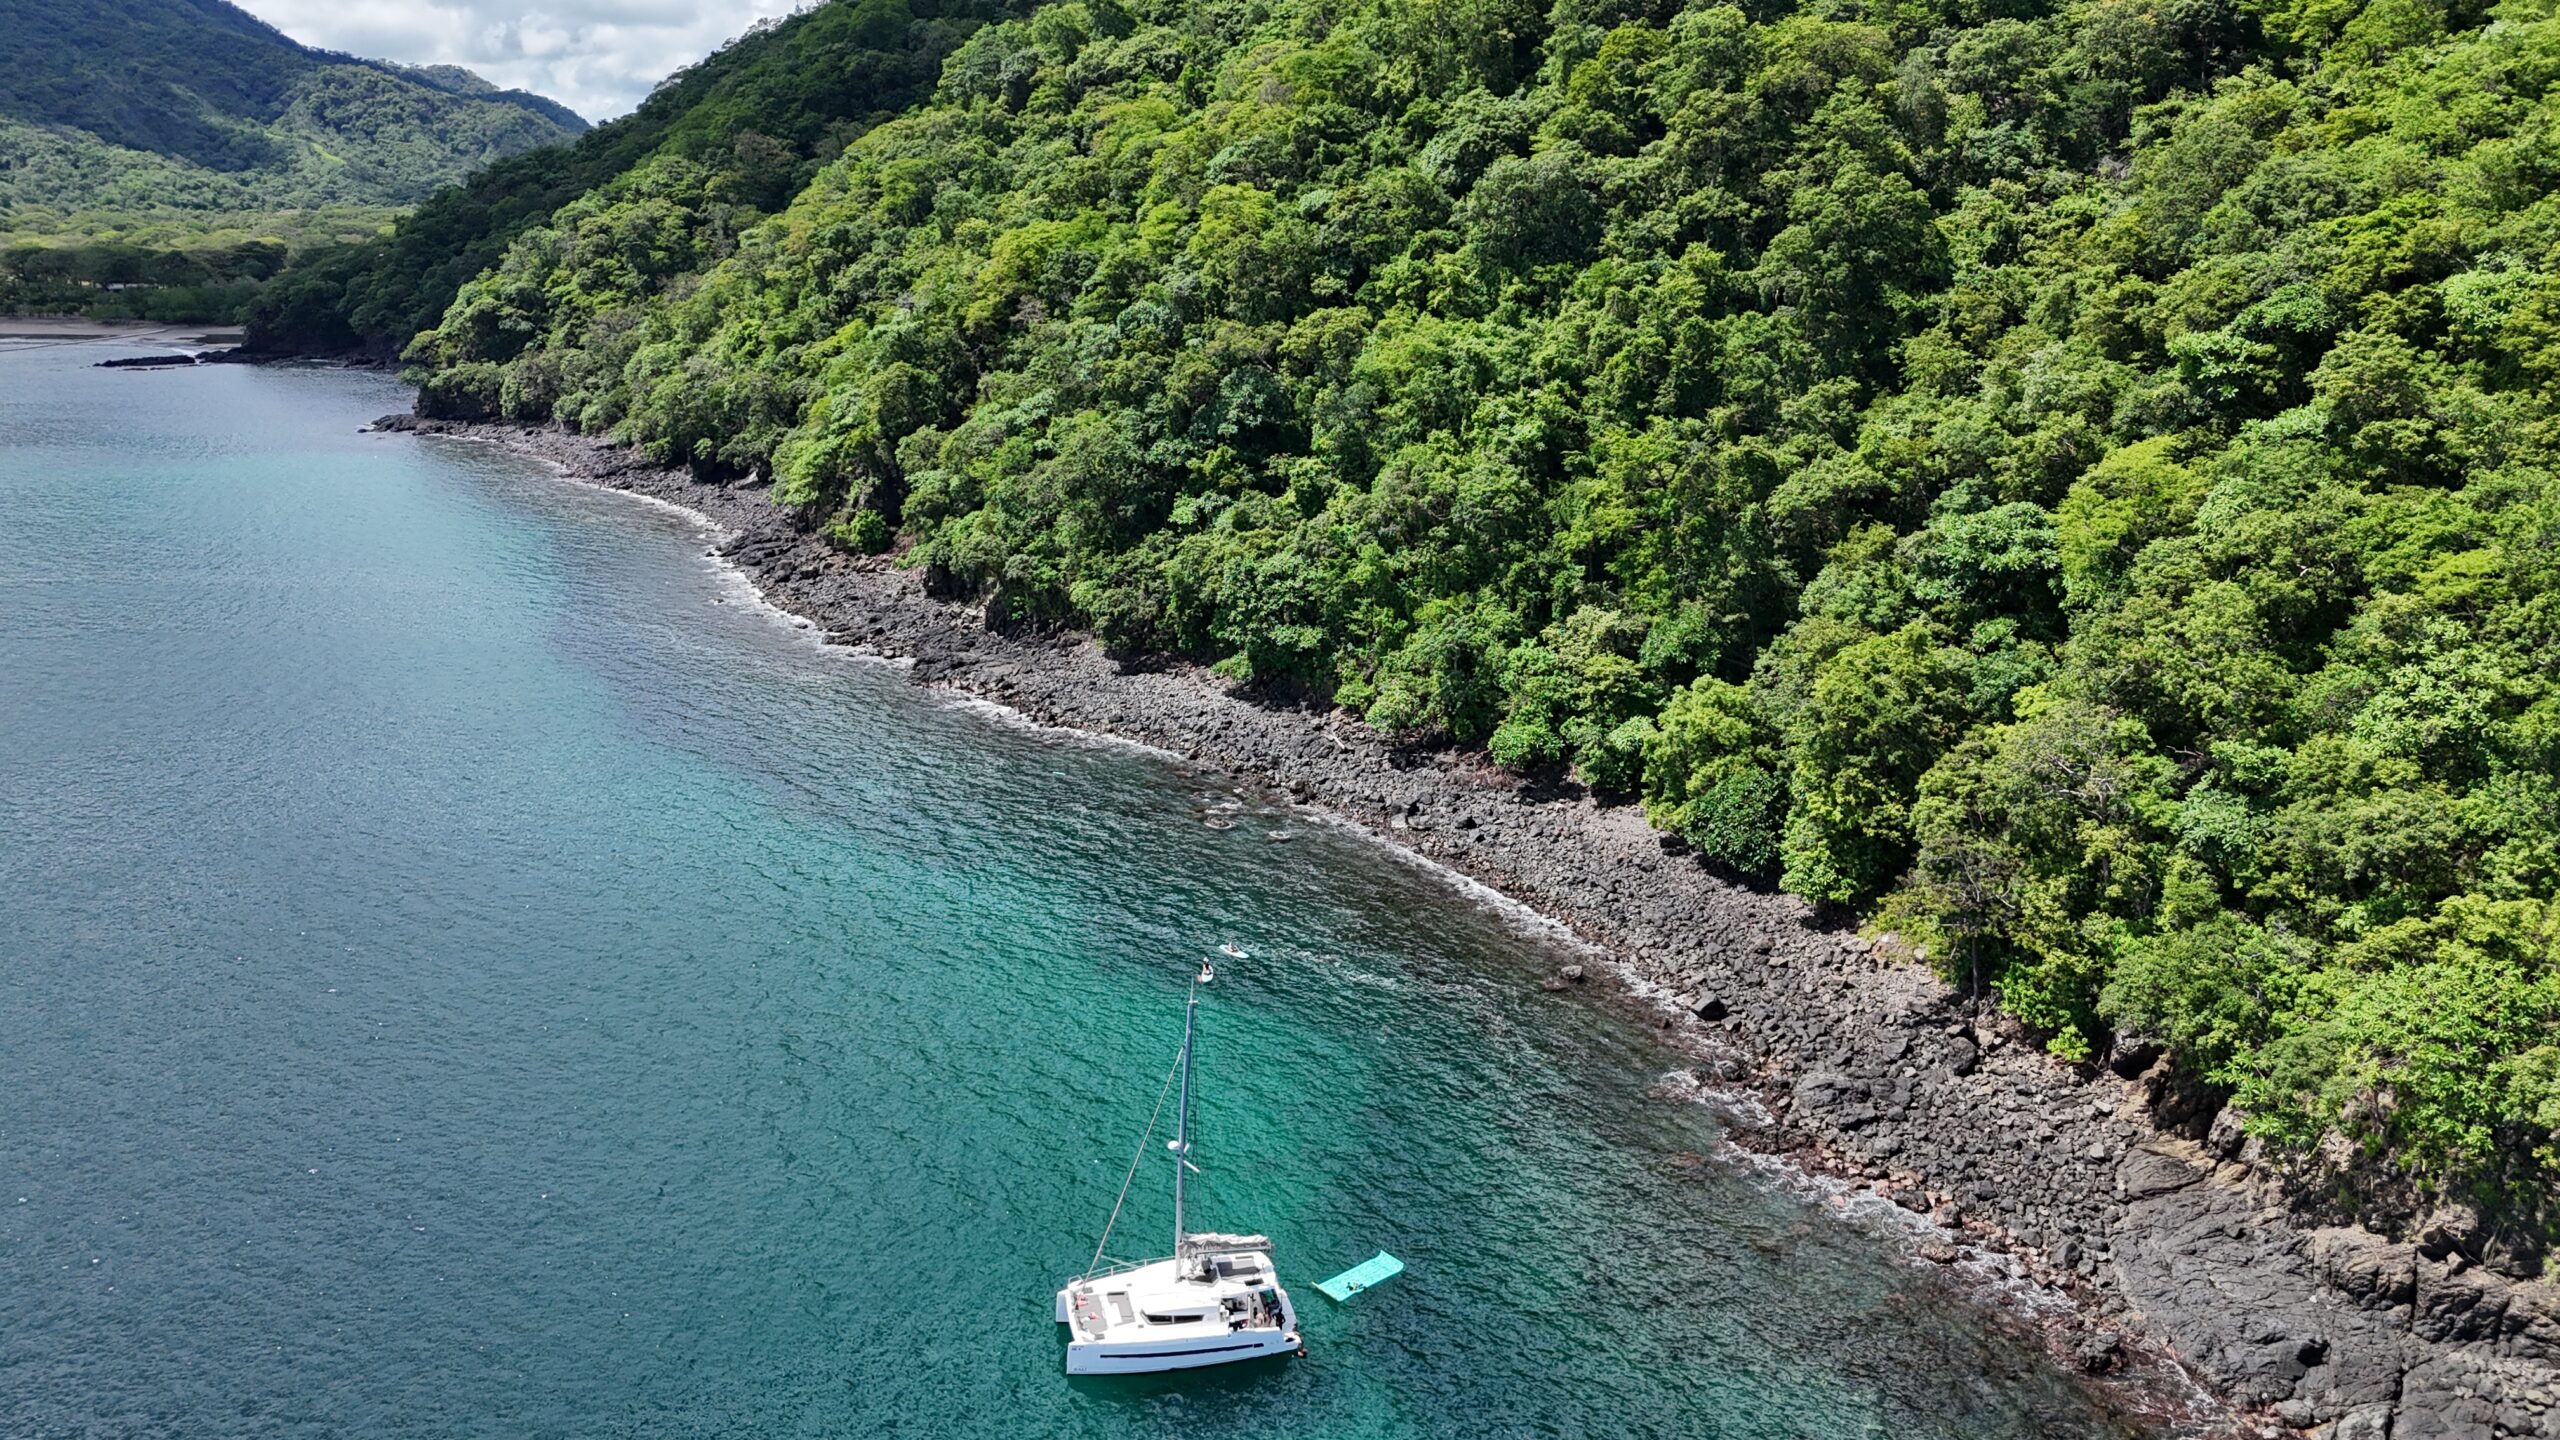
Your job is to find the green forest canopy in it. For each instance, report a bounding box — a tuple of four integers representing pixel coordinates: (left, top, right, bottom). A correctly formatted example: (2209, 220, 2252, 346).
(328, 0, 2560, 1239)
(245, 0, 1021, 356)
(0, 0, 585, 236)
(0, 233, 299, 323)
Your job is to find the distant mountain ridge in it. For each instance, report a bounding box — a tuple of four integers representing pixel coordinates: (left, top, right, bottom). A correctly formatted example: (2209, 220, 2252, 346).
(246, 0, 1011, 355)
(368, 63, 587, 136)
(0, 0, 586, 223)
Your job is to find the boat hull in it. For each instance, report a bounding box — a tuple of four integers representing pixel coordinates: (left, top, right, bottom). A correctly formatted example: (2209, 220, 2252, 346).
(1064, 1327, 1299, 1375)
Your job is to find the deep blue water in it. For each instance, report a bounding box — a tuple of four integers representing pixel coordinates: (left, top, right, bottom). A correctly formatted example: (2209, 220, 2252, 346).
(0, 347, 2156, 1438)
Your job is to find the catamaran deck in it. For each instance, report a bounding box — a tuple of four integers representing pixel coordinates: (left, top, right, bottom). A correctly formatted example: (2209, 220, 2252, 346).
(1054, 961, 1297, 1374)
(1057, 1248, 1299, 1373)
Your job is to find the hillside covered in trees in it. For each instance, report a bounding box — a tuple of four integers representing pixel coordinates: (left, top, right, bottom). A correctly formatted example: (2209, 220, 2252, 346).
(0, 0, 584, 234)
(297, 0, 2560, 1242)
(243, 0, 1022, 358)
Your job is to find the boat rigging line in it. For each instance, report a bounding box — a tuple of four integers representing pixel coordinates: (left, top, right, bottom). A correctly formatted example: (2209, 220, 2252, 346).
(1083, 1034, 1184, 1280)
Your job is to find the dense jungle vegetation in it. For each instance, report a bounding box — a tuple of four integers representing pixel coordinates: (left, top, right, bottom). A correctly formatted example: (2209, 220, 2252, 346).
(330, 0, 2560, 1239)
(0, 202, 397, 323)
(0, 235, 293, 322)
(244, 0, 1020, 356)
(0, 0, 583, 250)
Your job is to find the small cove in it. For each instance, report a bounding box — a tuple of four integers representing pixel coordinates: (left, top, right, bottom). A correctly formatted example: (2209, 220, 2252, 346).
(0, 351, 2166, 1438)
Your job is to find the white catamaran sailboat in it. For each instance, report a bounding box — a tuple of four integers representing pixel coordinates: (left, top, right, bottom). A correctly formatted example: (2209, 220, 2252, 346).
(1053, 960, 1300, 1375)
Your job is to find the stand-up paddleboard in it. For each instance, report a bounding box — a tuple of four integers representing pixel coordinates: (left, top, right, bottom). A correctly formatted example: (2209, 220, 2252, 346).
(1315, 1252, 1404, 1301)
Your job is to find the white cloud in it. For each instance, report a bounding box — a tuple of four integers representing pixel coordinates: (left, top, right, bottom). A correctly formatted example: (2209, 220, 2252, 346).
(231, 1, 809, 122)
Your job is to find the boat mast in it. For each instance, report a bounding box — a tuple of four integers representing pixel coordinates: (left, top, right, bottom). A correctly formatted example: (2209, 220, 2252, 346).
(1171, 968, 1199, 1256)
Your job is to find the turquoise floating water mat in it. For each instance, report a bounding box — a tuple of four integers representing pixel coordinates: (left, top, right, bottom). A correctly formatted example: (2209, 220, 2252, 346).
(1315, 1252, 1405, 1301)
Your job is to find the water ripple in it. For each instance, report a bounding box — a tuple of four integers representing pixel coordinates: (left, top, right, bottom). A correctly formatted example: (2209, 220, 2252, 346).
(0, 355, 2158, 1439)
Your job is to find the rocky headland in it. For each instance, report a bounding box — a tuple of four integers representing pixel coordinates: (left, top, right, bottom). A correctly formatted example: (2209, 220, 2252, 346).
(377, 414, 2560, 1440)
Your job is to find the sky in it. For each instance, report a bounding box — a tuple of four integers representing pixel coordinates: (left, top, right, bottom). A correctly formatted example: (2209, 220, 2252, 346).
(231, 0, 807, 122)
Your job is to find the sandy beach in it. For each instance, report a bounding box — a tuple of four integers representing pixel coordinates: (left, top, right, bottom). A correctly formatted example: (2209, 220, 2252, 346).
(0, 316, 246, 347)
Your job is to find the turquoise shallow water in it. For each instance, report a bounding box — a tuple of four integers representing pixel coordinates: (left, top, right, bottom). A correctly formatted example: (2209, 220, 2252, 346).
(0, 350, 2158, 1438)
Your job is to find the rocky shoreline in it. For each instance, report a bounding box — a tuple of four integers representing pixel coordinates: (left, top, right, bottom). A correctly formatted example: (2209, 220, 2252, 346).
(380, 413, 2559, 1440)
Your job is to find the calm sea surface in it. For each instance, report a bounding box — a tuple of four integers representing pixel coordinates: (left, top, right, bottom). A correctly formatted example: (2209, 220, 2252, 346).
(0, 348, 2158, 1438)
